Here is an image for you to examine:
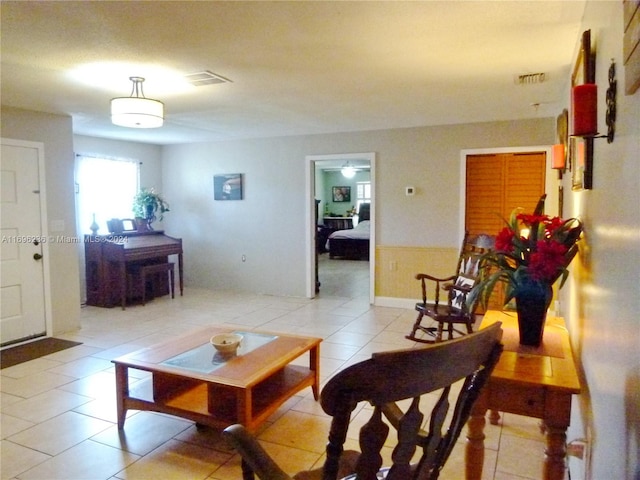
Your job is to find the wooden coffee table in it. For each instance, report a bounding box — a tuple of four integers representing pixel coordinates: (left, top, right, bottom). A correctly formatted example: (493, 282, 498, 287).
(112, 326, 322, 432)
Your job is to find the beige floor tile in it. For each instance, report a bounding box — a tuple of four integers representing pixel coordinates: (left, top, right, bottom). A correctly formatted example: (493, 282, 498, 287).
(440, 439, 499, 480)
(1, 388, 92, 423)
(72, 395, 121, 423)
(0, 370, 76, 398)
(114, 439, 230, 480)
(258, 410, 332, 453)
(57, 370, 117, 399)
(324, 330, 375, 347)
(0, 358, 63, 379)
(0, 391, 23, 408)
(42, 344, 104, 363)
(0, 439, 51, 479)
(1, 412, 34, 438)
(290, 395, 327, 417)
(45, 356, 114, 379)
(500, 412, 546, 440)
(318, 341, 361, 360)
(173, 424, 234, 453)
(90, 411, 192, 455)
(8, 410, 112, 455)
(220, 440, 323, 479)
(495, 434, 546, 479)
(370, 329, 415, 345)
(205, 453, 246, 480)
(17, 439, 139, 480)
(89, 343, 147, 361)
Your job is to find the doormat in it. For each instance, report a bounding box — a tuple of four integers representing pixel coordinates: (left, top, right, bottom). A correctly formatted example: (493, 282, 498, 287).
(1, 338, 82, 369)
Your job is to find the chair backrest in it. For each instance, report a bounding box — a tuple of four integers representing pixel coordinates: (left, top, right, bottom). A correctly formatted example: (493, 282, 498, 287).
(319, 323, 503, 480)
(358, 202, 371, 222)
(449, 233, 495, 311)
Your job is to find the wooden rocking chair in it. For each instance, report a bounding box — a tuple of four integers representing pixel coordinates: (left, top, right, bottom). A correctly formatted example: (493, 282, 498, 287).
(223, 323, 503, 480)
(406, 233, 495, 344)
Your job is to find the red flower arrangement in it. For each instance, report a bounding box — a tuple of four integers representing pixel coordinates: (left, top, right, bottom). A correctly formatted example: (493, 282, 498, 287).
(469, 195, 583, 309)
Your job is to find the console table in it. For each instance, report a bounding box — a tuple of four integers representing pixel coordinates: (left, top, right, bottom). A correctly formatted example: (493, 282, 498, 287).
(465, 310, 581, 480)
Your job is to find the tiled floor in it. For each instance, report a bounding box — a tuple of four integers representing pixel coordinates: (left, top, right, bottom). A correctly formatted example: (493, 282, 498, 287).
(1, 257, 548, 480)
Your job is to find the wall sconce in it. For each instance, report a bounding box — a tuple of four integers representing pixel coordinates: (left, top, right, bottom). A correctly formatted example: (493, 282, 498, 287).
(571, 60, 617, 143)
(605, 60, 616, 143)
(111, 77, 164, 128)
(552, 144, 566, 170)
(572, 83, 598, 136)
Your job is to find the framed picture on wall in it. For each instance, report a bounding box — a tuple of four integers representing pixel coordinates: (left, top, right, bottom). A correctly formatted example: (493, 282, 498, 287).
(332, 186, 351, 202)
(214, 173, 243, 200)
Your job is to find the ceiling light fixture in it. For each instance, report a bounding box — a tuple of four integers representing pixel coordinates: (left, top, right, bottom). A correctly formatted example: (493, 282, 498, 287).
(111, 77, 164, 128)
(341, 162, 356, 178)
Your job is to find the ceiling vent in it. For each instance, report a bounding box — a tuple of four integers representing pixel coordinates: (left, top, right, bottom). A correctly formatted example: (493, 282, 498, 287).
(515, 72, 546, 85)
(185, 71, 232, 87)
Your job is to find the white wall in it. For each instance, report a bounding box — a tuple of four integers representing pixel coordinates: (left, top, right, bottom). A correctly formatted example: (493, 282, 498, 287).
(563, 2, 640, 479)
(1, 107, 80, 335)
(161, 118, 553, 296)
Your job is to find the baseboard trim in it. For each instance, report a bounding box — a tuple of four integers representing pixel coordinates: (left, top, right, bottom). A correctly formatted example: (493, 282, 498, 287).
(374, 296, 416, 309)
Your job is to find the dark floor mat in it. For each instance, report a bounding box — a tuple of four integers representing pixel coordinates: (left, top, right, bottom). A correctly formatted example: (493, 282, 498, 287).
(1, 338, 82, 369)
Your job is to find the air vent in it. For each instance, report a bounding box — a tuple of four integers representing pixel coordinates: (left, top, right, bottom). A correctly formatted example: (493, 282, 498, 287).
(184, 71, 232, 86)
(515, 72, 546, 85)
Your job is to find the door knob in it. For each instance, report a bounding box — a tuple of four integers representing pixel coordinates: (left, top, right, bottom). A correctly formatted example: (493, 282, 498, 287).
(33, 253, 43, 260)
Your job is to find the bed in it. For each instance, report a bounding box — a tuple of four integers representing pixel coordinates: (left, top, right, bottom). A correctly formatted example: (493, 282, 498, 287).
(326, 220, 370, 260)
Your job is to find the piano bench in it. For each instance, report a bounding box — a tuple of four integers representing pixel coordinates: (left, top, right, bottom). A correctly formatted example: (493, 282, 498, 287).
(138, 262, 175, 306)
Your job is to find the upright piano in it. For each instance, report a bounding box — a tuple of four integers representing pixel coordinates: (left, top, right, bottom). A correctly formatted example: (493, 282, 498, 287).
(85, 231, 183, 309)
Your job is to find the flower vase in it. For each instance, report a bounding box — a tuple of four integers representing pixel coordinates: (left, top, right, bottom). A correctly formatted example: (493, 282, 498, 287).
(144, 204, 155, 231)
(89, 214, 99, 236)
(514, 281, 553, 347)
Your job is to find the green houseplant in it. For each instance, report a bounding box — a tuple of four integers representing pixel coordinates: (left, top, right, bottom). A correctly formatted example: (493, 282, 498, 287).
(468, 195, 582, 346)
(132, 188, 170, 230)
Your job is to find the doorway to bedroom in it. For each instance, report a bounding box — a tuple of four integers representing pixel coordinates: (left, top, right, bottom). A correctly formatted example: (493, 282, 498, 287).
(306, 153, 375, 303)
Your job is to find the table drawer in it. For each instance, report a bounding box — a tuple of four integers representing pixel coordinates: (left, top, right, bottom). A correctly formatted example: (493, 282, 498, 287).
(489, 383, 545, 418)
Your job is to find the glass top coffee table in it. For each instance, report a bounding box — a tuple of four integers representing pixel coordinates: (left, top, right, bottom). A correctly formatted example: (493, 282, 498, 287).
(112, 326, 321, 432)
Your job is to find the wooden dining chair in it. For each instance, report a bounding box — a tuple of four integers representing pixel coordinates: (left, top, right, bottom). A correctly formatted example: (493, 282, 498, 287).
(406, 233, 495, 344)
(223, 323, 503, 480)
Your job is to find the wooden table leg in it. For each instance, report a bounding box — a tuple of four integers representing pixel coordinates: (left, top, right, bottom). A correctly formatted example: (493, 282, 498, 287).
(237, 388, 252, 431)
(310, 345, 320, 400)
(114, 364, 129, 429)
(488, 409, 501, 425)
(465, 390, 488, 480)
(178, 253, 184, 296)
(119, 261, 127, 310)
(543, 424, 568, 480)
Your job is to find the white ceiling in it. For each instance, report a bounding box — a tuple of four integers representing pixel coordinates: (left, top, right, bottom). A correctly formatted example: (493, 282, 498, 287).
(1, 1, 586, 146)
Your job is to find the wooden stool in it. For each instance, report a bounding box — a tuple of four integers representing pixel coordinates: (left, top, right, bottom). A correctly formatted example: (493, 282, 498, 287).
(140, 262, 175, 305)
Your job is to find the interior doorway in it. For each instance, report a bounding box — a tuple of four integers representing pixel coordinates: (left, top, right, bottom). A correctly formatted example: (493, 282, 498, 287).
(305, 152, 376, 302)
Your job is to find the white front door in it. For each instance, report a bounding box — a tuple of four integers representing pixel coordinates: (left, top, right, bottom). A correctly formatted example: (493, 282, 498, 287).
(1, 140, 48, 346)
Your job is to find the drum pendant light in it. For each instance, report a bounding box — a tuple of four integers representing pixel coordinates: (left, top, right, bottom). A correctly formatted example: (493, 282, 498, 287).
(111, 77, 164, 128)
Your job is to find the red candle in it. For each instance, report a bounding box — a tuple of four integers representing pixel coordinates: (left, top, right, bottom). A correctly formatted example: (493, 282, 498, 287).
(572, 84, 597, 136)
(552, 144, 565, 169)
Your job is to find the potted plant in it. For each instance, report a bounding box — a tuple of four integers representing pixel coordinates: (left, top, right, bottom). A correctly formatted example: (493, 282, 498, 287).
(468, 195, 582, 346)
(132, 188, 170, 231)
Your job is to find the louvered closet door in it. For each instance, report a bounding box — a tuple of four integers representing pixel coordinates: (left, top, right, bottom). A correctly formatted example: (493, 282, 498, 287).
(465, 151, 546, 309)
(466, 152, 546, 234)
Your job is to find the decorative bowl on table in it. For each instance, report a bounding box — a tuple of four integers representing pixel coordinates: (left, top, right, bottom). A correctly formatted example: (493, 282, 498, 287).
(210, 333, 243, 354)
